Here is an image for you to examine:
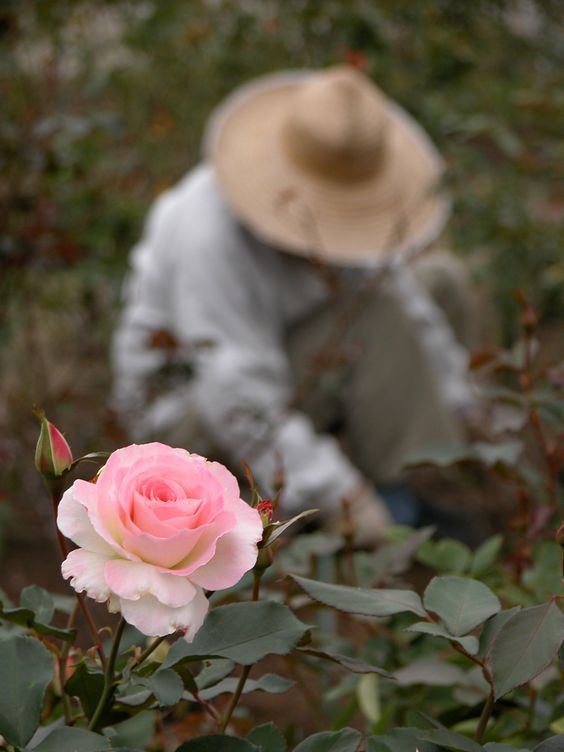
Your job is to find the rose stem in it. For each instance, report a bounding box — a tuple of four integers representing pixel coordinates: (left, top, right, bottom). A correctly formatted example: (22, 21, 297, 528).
(135, 635, 169, 668)
(218, 570, 262, 733)
(47, 482, 107, 668)
(59, 599, 80, 723)
(475, 689, 495, 743)
(88, 616, 127, 732)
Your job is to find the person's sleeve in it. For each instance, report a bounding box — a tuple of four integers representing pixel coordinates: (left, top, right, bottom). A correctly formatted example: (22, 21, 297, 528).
(168, 228, 363, 513)
(389, 265, 477, 411)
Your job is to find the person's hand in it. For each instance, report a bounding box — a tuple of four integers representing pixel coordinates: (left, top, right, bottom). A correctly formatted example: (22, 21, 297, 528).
(324, 484, 392, 548)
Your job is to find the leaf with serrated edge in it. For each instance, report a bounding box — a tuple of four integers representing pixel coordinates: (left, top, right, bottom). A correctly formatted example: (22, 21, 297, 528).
(415, 728, 484, 752)
(195, 659, 235, 690)
(534, 736, 564, 752)
(489, 601, 564, 699)
(247, 722, 287, 752)
(293, 727, 362, 751)
(196, 673, 293, 701)
(423, 576, 500, 635)
(298, 647, 392, 678)
(0, 635, 54, 747)
(405, 621, 479, 655)
(20, 586, 54, 625)
(29, 726, 111, 751)
(163, 602, 309, 666)
(292, 575, 426, 617)
(478, 608, 520, 659)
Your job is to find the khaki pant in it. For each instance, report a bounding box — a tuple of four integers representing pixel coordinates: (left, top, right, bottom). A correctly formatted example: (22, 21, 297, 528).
(287, 251, 478, 485)
(148, 251, 479, 487)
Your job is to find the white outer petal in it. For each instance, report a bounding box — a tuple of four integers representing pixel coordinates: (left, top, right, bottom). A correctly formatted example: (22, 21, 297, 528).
(61, 549, 112, 602)
(104, 559, 196, 608)
(189, 501, 262, 590)
(119, 587, 209, 638)
(57, 487, 115, 555)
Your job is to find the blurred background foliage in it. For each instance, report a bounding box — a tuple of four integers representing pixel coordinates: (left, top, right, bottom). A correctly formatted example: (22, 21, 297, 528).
(0, 0, 563, 578)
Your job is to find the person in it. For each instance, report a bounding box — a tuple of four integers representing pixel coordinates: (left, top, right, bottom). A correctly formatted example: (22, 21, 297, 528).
(111, 66, 481, 546)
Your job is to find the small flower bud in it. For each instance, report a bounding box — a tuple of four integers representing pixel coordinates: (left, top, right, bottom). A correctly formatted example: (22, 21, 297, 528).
(257, 499, 273, 526)
(34, 409, 73, 478)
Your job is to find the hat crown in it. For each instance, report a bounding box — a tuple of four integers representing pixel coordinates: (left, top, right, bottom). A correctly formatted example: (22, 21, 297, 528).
(282, 66, 389, 182)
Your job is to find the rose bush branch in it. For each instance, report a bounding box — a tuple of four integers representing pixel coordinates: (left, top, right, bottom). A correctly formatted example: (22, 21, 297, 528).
(88, 616, 127, 731)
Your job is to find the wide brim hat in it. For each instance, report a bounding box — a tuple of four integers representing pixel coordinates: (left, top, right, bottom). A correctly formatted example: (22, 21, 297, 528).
(205, 66, 450, 267)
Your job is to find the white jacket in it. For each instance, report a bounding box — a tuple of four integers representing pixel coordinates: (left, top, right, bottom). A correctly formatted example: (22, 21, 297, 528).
(112, 164, 473, 512)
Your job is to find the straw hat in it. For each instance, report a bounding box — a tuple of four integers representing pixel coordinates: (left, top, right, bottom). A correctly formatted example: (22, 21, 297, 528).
(206, 66, 450, 266)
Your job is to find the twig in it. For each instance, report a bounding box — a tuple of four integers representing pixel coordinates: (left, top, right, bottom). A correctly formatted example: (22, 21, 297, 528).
(475, 690, 495, 742)
(88, 617, 126, 731)
(135, 635, 169, 668)
(59, 600, 80, 723)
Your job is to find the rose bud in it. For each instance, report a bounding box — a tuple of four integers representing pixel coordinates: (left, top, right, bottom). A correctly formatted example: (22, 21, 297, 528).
(257, 499, 274, 526)
(34, 409, 73, 478)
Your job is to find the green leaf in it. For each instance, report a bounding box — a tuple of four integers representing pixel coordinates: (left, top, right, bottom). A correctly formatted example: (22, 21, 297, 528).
(297, 647, 392, 677)
(471, 535, 503, 576)
(534, 736, 564, 752)
(293, 727, 362, 751)
(369, 526, 435, 581)
(175, 736, 258, 751)
(30, 726, 111, 751)
(20, 586, 54, 625)
(64, 662, 105, 720)
(103, 711, 155, 749)
(142, 668, 184, 706)
(366, 729, 436, 752)
(423, 576, 500, 635)
(384, 719, 483, 751)
(489, 600, 564, 699)
(393, 657, 467, 687)
(197, 673, 294, 701)
(522, 542, 563, 599)
(0, 599, 76, 641)
(196, 659, 235, 689)
(417, 539, 472, 574)
(484, 744, 529, 751)
(291, 575, 426, 617)
(170, 661, 199, 694)
(356, 673, 380, 723)
(262, 509, 319, 548)
(247, 723, 287, 752)
(405, 621, 479, 654)
(478, 608, 521, 659)
(0, 635, 53, 747)
(414, 728, 484, 752)
(164, 602, 310, 666)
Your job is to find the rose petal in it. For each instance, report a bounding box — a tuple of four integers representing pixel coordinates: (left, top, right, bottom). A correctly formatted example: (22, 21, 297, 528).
(61, 549, 112, 602)
(189, 499, 262, 590)
(57, 487, 115, 555)
(119, 588, 209, 638)
(206, 459, 242, 501)
(104, 560, 197, 608)
(71, 479, 140, 562)
(123, 509, 236, 569)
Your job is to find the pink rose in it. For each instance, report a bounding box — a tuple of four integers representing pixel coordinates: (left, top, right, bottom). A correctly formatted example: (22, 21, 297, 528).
(57, 443, 263, 640)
